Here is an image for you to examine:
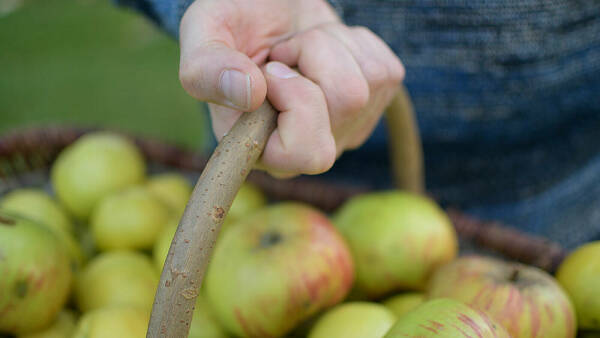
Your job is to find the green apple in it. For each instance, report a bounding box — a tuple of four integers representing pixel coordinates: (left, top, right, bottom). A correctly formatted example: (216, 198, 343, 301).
(72, 306, 149, 338)
(384, 298, 510, 337)
(189, 294, 229, 338)
(19, 310, 77, 338)
(51, 132, 146, 220)
(333, 191, 458, 297)
(76, 223, 97, 264)
(382, 292, 425, 318)
(308, 302, 397, 338)
(91, 186, 170, 250)
(221, 183, 267, 235)
(0, 188, 85, 270)
(146, 173, 192, 215)
(74, 250, 159, 313)
(227, 183, 266, 223)
(0, 212, 72, 335)
(52, 228, 85, 272)
(556, 241, 600, 330)
(152, 217, 178, 272)
(0, 188, 73, 234)
(206, 203, 354, 337)
(427, 255, 576, 338)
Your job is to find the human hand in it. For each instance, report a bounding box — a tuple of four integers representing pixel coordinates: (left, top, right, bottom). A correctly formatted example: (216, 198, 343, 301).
(179, 0, 404, 177)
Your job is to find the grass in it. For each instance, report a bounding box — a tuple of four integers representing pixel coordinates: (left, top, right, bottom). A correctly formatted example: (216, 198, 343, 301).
(0, 0, 209, 150)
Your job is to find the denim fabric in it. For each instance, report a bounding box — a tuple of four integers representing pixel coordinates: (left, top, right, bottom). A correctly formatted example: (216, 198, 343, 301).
(115, 0, 600, 248)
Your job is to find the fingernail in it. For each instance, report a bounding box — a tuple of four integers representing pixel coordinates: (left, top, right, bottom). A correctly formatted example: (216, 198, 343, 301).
(219, 69, 251, 110)
(266, 62, 299, 79)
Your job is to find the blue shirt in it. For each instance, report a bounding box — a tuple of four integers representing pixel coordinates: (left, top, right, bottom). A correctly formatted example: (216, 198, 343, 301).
(116, 0, 600, 249)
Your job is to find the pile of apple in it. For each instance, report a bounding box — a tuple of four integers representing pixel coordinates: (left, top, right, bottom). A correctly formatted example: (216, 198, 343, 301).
(1, 132, 599, 338)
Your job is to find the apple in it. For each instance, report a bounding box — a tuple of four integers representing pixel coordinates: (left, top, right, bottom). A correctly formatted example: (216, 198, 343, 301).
(50, 227, 85, 272)
(221, 183, 268, 235)
(308, 302, 397, 338)
(427, 255, 577, 338)
(19, 310, 77, 338)
(384, 298, 510, 337)
(72, 306, 149, 338)
(205, 203, 354, 337)
(189, 294, 229, 338)
(556, 241, 600, 330)
(333, 191, 458, 297)
(382, 292, 425, 318)
(227, 183, 267, 223)
(51, 132, 146, 220)
(74, 250, 159, 312)
(152, 217, 178, 272)
(0, 212, 72, 335)
(146, 173, 192, 215)
(90, 186, 170, 250)
(0, 188, 73, 234)
(0, 188, 85, 270)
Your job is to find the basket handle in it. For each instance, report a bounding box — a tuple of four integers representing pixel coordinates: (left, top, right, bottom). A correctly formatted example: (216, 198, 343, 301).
(147, 101, 278, 337)
(147, 87, 423, 337)
(385, 85, 425, 193)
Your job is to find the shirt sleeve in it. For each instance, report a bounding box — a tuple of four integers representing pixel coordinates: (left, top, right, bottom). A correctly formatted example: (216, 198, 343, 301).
(114, 0, 346, 38)
(113, 0, 195, 38)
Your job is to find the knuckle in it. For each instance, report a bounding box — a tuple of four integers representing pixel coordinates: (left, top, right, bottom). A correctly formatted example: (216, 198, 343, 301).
(301, 83, 326, 103)
(306, 138, 336, 174)
(295, 83, 328, 112)
(336, 77, 370, 113)
(362, 60, 389, 87)
(389, 60, 406, 84)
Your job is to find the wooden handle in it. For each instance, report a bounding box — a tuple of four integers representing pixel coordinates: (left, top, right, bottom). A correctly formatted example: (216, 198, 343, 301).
(147, 101, 277, 337)
(385, 85, 425, 194)
(147, 86, 422, 336)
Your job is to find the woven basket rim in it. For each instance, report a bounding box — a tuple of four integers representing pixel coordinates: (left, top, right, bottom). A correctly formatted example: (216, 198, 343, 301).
(0, 125, 568, 272)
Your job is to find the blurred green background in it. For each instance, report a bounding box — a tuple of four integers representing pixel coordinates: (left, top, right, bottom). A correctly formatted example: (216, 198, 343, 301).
(0, 0, 209, 150)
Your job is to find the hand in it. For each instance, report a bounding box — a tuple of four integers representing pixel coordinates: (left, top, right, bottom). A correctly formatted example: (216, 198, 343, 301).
(179, 0, 404, 177)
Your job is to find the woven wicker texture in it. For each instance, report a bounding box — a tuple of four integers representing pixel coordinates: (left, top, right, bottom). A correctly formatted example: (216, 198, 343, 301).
(0, 127, 567, 272)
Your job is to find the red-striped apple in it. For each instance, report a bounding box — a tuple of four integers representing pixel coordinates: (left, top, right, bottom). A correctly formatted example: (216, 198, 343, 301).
(205, 203, 354, 337)
(384, 298, 510, 337)
(427, 255, 576, 338)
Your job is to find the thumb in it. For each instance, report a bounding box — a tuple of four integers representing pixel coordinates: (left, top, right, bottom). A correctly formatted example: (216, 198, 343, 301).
(178, 3, 267, 111)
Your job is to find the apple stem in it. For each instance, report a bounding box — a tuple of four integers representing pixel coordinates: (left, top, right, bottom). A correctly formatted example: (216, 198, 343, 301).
(147, 101, 278, 338)
(259, 231, 283, 248)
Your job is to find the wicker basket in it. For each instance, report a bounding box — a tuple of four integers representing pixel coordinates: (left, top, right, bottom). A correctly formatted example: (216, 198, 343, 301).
(0, 126, 567, 273)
